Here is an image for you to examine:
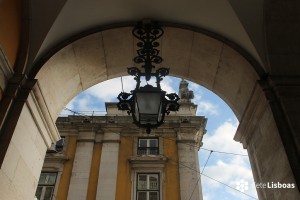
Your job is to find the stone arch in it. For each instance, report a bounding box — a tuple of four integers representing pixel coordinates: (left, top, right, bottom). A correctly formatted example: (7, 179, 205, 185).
(36, 26, 259, 121)
(2, 25, 298, 200)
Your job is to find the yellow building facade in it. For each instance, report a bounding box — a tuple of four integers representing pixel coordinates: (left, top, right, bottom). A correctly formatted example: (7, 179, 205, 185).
(37, 81, 207, 200)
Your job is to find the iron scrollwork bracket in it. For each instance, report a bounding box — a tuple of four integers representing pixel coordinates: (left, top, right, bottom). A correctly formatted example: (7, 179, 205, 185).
(128, 67, 142, 89)
(132, 21, 164, 81)
(155, 68, 169, 88)
(117, 92, 133, 115)
(164, 93, 180, 115)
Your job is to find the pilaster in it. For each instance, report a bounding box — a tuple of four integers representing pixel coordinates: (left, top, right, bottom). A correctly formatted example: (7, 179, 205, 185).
(177, 127, 203, 200)
(0, 88, 61, 199)
(96, 130, 120, 200)
(87, 132, 103, 200)
(67, 131, 95, 200)
(235, 79, 300, 199)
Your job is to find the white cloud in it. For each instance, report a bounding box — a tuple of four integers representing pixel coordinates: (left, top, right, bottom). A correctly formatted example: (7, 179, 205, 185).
(160, 76, 177, 94)
(76, 96, 92, 111)
(202, 119, 246, 155)
(197, 101, 219, 116)
(60, 75, 178, 115)
(202, 157, 252, 187)
(64, 75, 177, 108)
(203, 194, 211, 200)
(65, 98, 75, 110)
(61, 95, 100, 116)
(200, 120, 258, 199)
(202, 156, 257, 199)
(60, 98, 77, 116)
(85, 76, 136, 102)
(189, 81, 203, 92)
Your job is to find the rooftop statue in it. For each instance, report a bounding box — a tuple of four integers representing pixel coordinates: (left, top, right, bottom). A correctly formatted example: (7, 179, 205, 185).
(179, 79, 194, 102)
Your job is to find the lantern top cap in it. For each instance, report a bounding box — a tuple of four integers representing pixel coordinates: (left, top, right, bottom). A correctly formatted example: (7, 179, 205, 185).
(137, 84, 162, 92)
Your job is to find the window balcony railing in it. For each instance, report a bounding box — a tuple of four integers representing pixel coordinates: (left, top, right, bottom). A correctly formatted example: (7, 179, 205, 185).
(137, 147, 159, 155)
(138, 181, 158, 190)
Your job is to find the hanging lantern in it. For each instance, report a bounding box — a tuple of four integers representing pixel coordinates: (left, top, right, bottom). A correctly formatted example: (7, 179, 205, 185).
(117, 21, 180, 133)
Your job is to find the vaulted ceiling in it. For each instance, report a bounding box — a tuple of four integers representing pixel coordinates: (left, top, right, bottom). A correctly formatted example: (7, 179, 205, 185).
(27, 0, 300, 77)
(29, 0, 265, 69)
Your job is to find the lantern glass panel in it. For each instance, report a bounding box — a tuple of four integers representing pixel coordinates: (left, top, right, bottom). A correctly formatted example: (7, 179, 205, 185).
(135, 91, 163, 125)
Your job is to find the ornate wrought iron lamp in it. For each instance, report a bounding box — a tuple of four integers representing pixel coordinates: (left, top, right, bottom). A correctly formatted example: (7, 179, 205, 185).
(117, 21, 180, 133)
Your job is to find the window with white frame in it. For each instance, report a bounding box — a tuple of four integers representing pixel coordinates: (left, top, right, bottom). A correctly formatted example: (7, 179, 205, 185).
(137, 138, 159, 155)
(137, 173, 160, 200)
(35, 172, 57, 200)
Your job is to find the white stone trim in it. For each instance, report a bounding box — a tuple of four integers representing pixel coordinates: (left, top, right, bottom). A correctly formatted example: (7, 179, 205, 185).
(96, 132, 120, 200)
(31, 81, 60, 145)
(177, 142, 203, 200)
(25, 93, 57, 148)
(67, 132, 95, 200)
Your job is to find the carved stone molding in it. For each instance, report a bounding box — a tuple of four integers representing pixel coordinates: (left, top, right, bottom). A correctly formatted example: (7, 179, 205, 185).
(31, 81, 60, 144)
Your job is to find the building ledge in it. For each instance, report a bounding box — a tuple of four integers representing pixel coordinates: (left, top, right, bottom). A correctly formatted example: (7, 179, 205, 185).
(128, 155, 168, 169)
(45, 153, 69, 162)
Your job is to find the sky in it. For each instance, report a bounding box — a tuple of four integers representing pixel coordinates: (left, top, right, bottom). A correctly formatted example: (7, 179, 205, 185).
(61, 76, 259, 200)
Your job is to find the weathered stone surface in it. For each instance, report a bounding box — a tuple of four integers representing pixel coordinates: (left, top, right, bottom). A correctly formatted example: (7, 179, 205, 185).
(68, 134, 94, 200)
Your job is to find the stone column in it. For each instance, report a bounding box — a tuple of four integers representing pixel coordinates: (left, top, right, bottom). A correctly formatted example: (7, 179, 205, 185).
(262, 76, 300, 181)
(67, 131, 95, 200)
(96, 130, 120, 200)
(177, 128, 203, 200)
(0, 88, 59, 200)
(235, 83, 300, 199)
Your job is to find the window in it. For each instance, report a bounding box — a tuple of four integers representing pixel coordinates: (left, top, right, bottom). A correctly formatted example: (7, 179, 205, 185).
(137, 173, 160, 200)
(138, 138, 159, 155)
(35, 172, 57, 200)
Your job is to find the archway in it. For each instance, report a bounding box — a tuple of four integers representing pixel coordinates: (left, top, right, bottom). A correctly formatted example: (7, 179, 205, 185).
(34, 26, 297, 199)
(1, 26, 298, 200)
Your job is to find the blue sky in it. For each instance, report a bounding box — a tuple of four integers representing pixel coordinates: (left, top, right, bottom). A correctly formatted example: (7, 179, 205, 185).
(61, 76, 258, 200)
